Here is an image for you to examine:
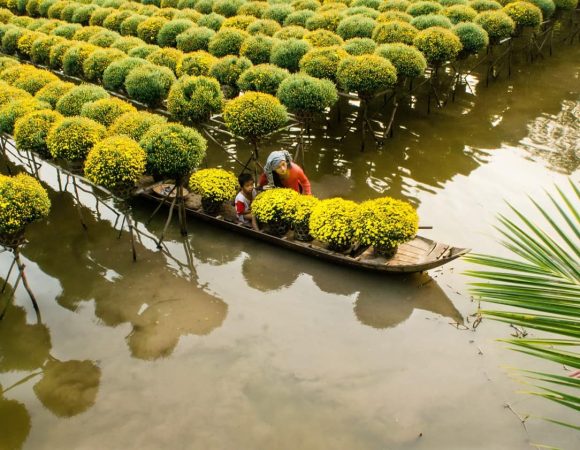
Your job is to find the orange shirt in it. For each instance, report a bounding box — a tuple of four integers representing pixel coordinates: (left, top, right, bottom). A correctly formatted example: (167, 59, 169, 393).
(259, 163, 312, 195)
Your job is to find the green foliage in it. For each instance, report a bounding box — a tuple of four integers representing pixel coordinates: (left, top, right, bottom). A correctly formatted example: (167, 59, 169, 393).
(337, 14, 376, 40)
(247, 18, 281, 35)
(62, 43, 98, 77)
(309, 197, 357, 250)
(1, 26, 24, 54)
(137, 16, 168, 43)
(189, 168, 238, 203)
(276, 73, 338, 115)
(263, 4, 293, 24)
(194, 0, 214, 14)
(413, 26, 462, 64)
(125, 64, 176, 107)
(375, 42, 426, 78)
(48, 40, 75, 69)
(345, 6, 380, 19)
(80, 97, 137, 127)
(237, 63, 289, 95)
(47, 116, 107, 161)
(177, 50, 218, 76)
(120, 15, 148, 36)
(0, 173, 50, 237)
(197, 12, 226, 30)
(111, 36, 144, 53)
(213, 0, 246, 18)
(87, 29, 121, 48)
(222, 14, 258, 30)
(553, 0, 577, 10)
(239, 1, 269, 18)
(292, 0, 322, 11)
(352, 0, 381, 8)
(239, 34, 275, 64)
(223, 91, 288, 140)
(83, 48, 126, 82)
(411, 13, 453, 29)
(208, 27, 249, 56)
(379, 0, 412, 12)
(284, 9, 316, 27)
(89, 7, 115, 27)
(526, 0, 555, 18)
(51, 23, 82, 39)
(30, 35, 63, 65)
(443, 4, 478, 23)
(336, 54, 397, 97)
(343, 37, 377, 55)
(406, 1, 443, 16)
(71, 4, 99, 25)
(127, 43, 160, 58)
(503, 1, 542, 28)
(209, 54, 252, 87)
(270, 38, 311, 72)
(72, 25, 104, 42)
(474, 10, 515, 41)
(273, 25, 307, 40)
(139, 122, 207, 180)
(176, 25, 215, 51)
(252, 188, 298, 225)
(84, 135, 146, 192)
(109, 110, 167, 142)
(299, 45, 348, 81)
(56, 84, 110, 116)
(0, 64, 34, 85)
(13, 69, 58, 95)
(158, 18, 195, 47)
(16, 30, 43, 58)
(304, 28, 344, 46)
(146, 47, 183, 72)
(453, 21, 489, 54)
(372, 20, 418, 44)
(13, 109, 62, 157)
(469, 0, 503, 12)
(34, 80, 74, 108)
(167, 75, 223, 122)
(352, 197, 418, 250)
(102, 10, 133, 32)
(305, 11, 343, 31)
(0, 98, 49, 133)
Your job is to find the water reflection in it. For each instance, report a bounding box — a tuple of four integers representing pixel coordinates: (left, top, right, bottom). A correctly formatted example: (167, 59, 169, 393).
(0, 391, 30, 450)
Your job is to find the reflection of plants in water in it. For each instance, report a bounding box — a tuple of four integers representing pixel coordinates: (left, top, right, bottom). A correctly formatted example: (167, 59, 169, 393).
(0, 388, 30, 450)
(465, 182, 579, 431)
(242, 254, 299, 292)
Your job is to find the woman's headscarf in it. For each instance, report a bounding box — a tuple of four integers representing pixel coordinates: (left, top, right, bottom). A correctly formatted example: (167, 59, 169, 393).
(264, 150, 292, 186)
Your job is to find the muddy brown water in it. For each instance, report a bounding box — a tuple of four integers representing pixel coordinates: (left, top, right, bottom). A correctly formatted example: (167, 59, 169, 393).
(0, 44, 579, 449)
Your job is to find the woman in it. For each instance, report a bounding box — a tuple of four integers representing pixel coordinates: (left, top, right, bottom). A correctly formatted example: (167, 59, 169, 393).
(258, 150, 312, 195)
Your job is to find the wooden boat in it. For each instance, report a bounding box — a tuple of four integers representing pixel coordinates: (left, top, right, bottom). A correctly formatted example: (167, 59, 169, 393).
(140, 184, 470, 274)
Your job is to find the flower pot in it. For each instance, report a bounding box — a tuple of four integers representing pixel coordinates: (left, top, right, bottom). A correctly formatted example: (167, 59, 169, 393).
(327, 241, 351, 253)
(267, 220, 289, 237)
(374, 244, 398, 259)
(0, 230, 25, 249)
(201, 198, 222, 216)
(293, 222, 312, 242)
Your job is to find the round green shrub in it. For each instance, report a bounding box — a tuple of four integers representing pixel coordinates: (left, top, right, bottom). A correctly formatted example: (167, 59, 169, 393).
(175, 8, 203, 22)
(82, 48, 126, 82)
(263, 4, 293, 24)
(453, 21, 489, 54)
(38, 0, 58, 17)
(444, 4, 478, 23)
(72, 26, 104, 42)
(146, 47, 183, 72)
(88, 30, 121, 47)
(157, 19, 195, 47)
(270, 38, 310, 72)
(0, 9, 14, 23)
(273, 25, 307, 40)
(71, 4, 99, 25)
(474, 10, 515, 41)
(336, 15, 376, 40)
(304, 29, 344, 46)
(195, 0, 215, 14)
(352, 197, 418, 250)
(343, 37, 377, 54)
(89, 7, 115, 26)
(35, 20, 62, 35)
(80, 97, 137, 127)
(177, 50, 218, 76)
(124, 64, 176, 106)
(526, 0, 555, 18)
(56, 84, 110, 116)
(167, 75, 223, 122)
(0, 98, 51, 133)
(62, 43, 98, 77)
(212, 0, 246, 18)
(352, 0, 381, 8)
(0, 85, 30, 108)
(102, 57, 145, 92)
(239, 34, 276, 64)
(137, 16, 168, 43)
(109, 110, 167, 141)
(413, 26, 462, 64)
(84, 135, 146, 192)
(237, 63, 289, 95)
(406, 1, 443, 16)
(247, 18, 281, 35)
(13, 109, 62, 157)
(127, 43, 160, 58)
(375, 42, 426, 78)
(503, 1, 542, 28)
(553, 0, 578, 11)
(284, 9, 316, 27)
(292, 0, 322, 11)
(60, 4, 81, 23)
(336, 54, 397, 96)
(222, 14, 258, 31)
(276, 73, 338, 115)
(239, 1, 269, 18)
(345, 6, 381, 19)
(34, 80, 74, 108)
(48, 40, 75, 69)
(13, 70, 59, 95)
(120, 15, 147, 36)
(140, 122, 207, 180)
(1, 26, 24, 55)
(176, 25, 215, 51)
(47, 1, 67, 19)
(372, 19, 418, 44)
(223, 91, 288, 140)
(379, 0, 412, 12)
(299, 46, 348, 81)
(46, 116, 107, 161)
(0, 56, 18, 72)
(0, 173, 50, 237)
(110, 36, 144, 53)
(209, 54, 252, 89)
(305, 11, 343, 31)
(469, 0, 503, 11)
(102, 10, 133, 32)
(30, 35, 63, 65)
(208, 27, 249, 56)
(411, 13, 453, 29)
(0, 64, 35, 85)
(439, 0, 469, 5)
(51, 23, 82, 39)
(309, 197, 357, 250)
(197, 12, 226, 31)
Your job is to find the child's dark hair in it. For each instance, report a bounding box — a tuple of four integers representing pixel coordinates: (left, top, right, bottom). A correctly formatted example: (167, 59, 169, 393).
(238, 172, 253, 188)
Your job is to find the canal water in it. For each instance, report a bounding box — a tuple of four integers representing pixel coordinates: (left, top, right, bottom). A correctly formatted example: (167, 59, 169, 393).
(0, 44, 578, 449)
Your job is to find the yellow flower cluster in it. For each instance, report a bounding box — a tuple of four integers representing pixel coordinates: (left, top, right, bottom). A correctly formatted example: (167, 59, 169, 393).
(304, 29, 344, 47)
(14, 109, 63, 158)
(222, 14, 258, 30)
(189, 168, 238, 203)
(503, 1, 542, 28)
(0, 97, 49, 134)
(336, 54, 397, 97)
(47, 116, 107, 161)
(413, 26, 462, 64)
(352, 196, 418, 249)
(0, 173, 50, 237)
(176, 51, 218, 77)
(291, 194, 319, 227)
(137, 16, 168, 44)
(252, 188, 299, 224)
(16, 31, 42, 58)
(84, 135, 146, 191)
(109, 111, 168, 142)
(80, 97, 137, 127)
(309, 197, 357, 249)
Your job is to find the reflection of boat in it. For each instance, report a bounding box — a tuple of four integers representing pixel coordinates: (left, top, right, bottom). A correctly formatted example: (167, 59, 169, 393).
(142, 184, 469, 274)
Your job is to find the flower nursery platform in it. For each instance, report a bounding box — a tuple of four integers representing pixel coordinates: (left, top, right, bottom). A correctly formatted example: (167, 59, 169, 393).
(141, 183, 469, 274)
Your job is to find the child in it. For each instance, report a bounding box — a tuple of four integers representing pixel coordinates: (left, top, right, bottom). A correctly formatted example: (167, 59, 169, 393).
(235, 173, 257, 226)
